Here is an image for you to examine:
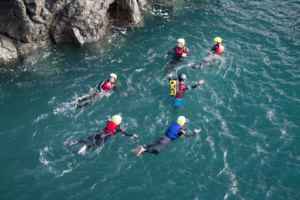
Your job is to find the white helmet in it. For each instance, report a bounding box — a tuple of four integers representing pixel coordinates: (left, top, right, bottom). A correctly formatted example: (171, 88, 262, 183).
(109, 73, 117, 82)
(112, 115, 122, 125)
(177, 116, 186, 126)
(177, 38, 185, 46)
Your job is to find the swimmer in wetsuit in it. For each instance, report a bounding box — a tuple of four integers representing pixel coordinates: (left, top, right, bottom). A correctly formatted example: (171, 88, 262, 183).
(133, 116, 201, 155)
(164, 39, 189, 76)
(165, 38, 189, 59)
(169, 74, 204, 99)
(193, 37, 224, 69)
(73, 73, 118, 108)
(67, 115, 138, 152)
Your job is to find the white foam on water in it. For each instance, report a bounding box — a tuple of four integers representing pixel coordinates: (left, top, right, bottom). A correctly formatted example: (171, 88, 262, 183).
(33, 114, 49, 124)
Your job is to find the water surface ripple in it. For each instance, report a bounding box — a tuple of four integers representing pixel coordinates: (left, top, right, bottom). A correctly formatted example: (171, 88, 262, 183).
(1, 0, 300, 199)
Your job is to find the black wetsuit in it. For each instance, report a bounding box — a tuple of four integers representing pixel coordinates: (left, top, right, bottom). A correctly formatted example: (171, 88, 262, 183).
(211, 44, 219, 52)
(76, 125, 133, 150)
(193, 44, 221, 69)
(143, 128, 197, 155)
(169, 77, 201, 99)
(74, 79, 115, 108)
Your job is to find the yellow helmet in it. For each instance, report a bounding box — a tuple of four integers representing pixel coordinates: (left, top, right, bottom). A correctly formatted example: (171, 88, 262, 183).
(112, 115, 122, 125)
(177, 38, 185, 46)
(109, 73, 117, 82)
(177, 116, 186, 126)
(214, 37, 222, 44)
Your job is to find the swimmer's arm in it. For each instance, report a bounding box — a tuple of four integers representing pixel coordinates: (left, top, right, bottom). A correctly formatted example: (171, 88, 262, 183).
(177, 129, 195, 138)
(165, 49, 175, 58)
(105, 116, 111, 122)
(97, 79, 106, 91)
(211, 45, 218, 52)
(181, 129, 201, 138)
(191, 80, 204, 89)
(115, 126, 134, 137)
(182, 84, 191, 91)
(112, 85, 118, 90)
(167, 48, 175, 55)
(183, 48, 189, 56)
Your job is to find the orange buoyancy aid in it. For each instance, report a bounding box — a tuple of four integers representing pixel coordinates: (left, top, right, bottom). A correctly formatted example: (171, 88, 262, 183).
(173, 46, 189, 57)
(175, 84, 184, 98)
(101, 80, 114, 90)
(214, 44, 224, 55)
(104, 121, 118, 135)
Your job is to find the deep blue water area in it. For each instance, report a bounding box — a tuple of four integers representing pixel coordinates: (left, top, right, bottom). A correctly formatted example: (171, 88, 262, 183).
(1, 0, 300, 199)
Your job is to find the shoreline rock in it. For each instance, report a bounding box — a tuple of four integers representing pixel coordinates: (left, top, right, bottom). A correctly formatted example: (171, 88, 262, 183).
(0, 0, 145, 67)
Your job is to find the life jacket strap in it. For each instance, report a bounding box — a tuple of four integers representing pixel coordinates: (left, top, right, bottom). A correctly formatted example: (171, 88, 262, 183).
(104, 127, 115, 135)
(167, 129, 178, 138)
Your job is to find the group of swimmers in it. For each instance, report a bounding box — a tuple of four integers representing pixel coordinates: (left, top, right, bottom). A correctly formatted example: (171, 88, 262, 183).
(67, 37, 225, 155)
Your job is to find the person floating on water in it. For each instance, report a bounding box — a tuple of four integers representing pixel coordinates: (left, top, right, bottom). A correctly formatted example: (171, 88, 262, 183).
(193, 37, 224, 69)
(164, 39, 189, 76)
(73, 73, 118, 108)
(165, 38, 189, 59)
(133, 116, 201, 156)
(67, 115, 138, 153)
(169, 74, 204, 106)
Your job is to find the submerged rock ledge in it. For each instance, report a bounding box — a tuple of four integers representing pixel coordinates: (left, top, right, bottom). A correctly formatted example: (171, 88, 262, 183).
(0, 0, 146, 66)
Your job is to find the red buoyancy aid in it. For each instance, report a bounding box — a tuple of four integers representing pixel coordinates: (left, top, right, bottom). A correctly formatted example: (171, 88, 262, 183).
(104, 121, 118, 135)
(101, 80, 114, 90)
(175, 84, 184, 98)
(173, 46, 189, 57)
(214, 44, 224, 55)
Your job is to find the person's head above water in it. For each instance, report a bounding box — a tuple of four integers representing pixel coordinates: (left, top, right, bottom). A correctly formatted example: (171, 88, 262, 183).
(178, 74, 186, 82)
(109, 73, 117, 82)
(177, 38, 185, 48)
(214, 37, 222, 45)
(112, 115, 122, 125)
(177, 116, 186, 126)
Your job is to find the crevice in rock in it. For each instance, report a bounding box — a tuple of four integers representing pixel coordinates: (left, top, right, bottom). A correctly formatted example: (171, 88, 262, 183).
(0, 33, 17, 42)
(107, 1, 119, 21)
(49, 0, 78, 43)
(23, 1, 37, 23)
(107, 1, 132, 25)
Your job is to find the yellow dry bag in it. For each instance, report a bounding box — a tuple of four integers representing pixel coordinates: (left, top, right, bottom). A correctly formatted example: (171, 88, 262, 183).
(169, 80, 177, 95)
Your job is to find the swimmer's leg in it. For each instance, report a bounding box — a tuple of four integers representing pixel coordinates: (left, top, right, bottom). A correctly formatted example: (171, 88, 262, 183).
(193, 54, 219, 69)
(87, 132, 110, 150)
(151, 136, 171, 154)
(145, 149, 160, 155)
(76, 101, 91, 109)
(143, 135, 170, 155)
(143, 137, 162, 148)
(76, 134, 98, 143)
(73, 95, 89, 107)
(209, 55, 221, 67)
(193, 60, 206, 69)
(144, 141, 170, 155)
(74, 88, 98, 107)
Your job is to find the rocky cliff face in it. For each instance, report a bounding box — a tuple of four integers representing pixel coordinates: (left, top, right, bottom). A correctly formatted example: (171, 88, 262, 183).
(0, 0, 144, 66)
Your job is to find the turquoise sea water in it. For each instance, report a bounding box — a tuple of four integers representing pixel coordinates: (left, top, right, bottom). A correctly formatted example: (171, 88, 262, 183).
(1, 0, 300, 199)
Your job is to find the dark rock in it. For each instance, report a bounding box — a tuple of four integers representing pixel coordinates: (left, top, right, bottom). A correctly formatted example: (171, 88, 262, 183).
(108, 0, 141, 23)
(0, 0, 143, 66)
